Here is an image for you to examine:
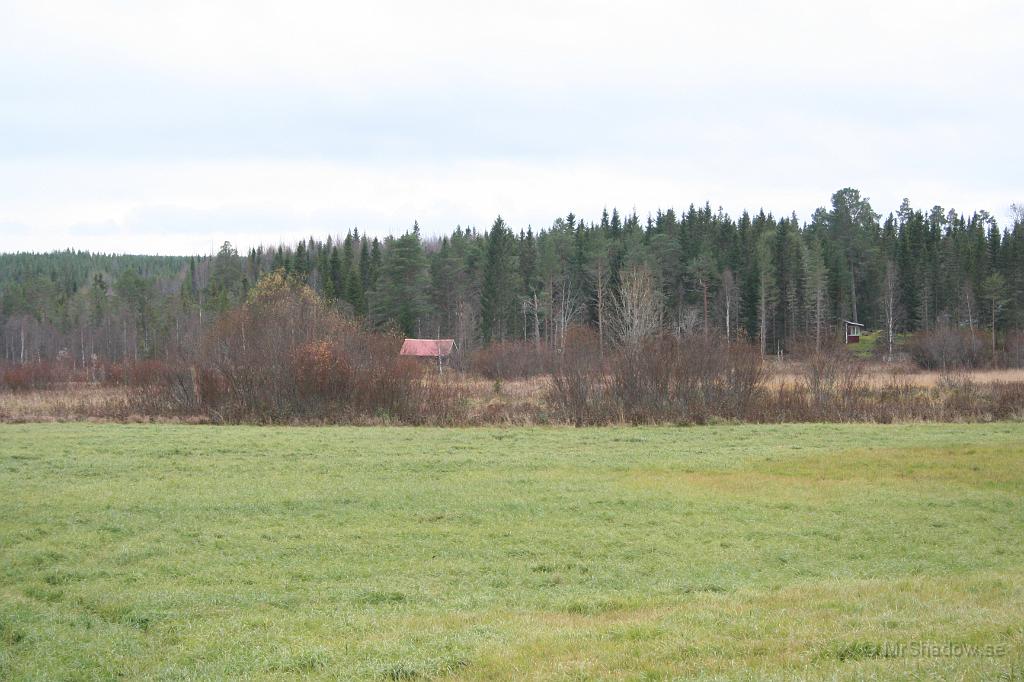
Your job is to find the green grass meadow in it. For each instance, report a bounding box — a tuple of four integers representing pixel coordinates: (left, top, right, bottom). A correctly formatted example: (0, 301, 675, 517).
(1, 423, 1023, 680)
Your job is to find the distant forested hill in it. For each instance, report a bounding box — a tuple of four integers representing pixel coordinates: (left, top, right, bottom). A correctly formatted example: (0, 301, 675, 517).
(2, 188, 1022, 365)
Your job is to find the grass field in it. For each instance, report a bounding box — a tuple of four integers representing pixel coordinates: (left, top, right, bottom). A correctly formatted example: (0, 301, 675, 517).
(1, 424, 1023, 680)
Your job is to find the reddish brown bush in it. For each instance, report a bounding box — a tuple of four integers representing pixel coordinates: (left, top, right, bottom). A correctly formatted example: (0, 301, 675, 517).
(909, 326, 989, 370)
(609, 334, 767, 424)
(196, 367, 227, 407)
(99, 362, 126, 386)
(1, 362, 57, 391)
(1005, 331, 1024, 369)
(610, 335, 676, 421)
(470, 341, 552, 381)
(800, 347, 866, 420)
(990, 381, 1024, 420)
(548, 326, 605, 426)
(418, 374, 471, 425)
(347, 334, 426, 422)
(181, 273, 429, 423)
(293, 340, 353, 401)
(936, 372, 981, 419)
(127, 360, 175, 387)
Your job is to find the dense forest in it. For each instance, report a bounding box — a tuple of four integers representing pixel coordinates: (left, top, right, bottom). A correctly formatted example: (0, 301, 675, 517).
(2, 188, 1022, 366)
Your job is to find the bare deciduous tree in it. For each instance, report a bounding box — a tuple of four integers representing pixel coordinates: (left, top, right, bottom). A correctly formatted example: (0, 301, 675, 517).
(592, 257, 610, 355)
(554, 281, 584, 350)
(612, 267, 662, 348)
(882, 261, 901, 362)
(982, 273, 1008, 363)
(802, 240, 828, 354)
(676, 306, 701, 337)
(1010, 202, 1024, 226)
(719, 267, 738, 344)
(959, 282, 976, 333)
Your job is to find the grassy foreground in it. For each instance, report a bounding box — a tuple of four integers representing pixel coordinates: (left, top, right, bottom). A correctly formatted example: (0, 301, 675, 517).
(1, 424, 1023, 680)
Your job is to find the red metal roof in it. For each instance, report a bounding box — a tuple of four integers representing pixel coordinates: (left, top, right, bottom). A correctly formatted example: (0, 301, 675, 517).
(399, 338, 455, 357)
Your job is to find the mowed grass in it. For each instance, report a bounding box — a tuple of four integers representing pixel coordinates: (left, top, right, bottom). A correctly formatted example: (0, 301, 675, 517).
(1, 424, 1023, 680)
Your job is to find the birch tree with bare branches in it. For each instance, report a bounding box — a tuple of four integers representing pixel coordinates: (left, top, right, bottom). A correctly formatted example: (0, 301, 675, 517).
(612, 267, 662, 348)
(882, 260, 901, 361)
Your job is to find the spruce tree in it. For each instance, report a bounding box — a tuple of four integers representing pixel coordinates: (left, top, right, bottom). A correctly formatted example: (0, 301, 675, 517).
(373, 229, 428, 336)
(344, 265, 367, 317)
(326, 246, 343, 303)
(359, 238, 371, 293)
(480, 216, 520, 343)
(293, 240, 309, 282)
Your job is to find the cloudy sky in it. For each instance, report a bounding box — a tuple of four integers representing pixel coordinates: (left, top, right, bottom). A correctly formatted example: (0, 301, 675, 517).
(1, 0, 1021, 255)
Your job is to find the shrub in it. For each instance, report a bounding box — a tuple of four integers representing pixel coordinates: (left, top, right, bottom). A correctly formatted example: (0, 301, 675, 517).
(347, 334, 425, 422)
(189, 274, 428, 423)
(470, 340, 552, 380)
(936, 371, 981, 419)
(127, 360, 175, 387)
(0, 362, 57, 391)
(990, 381, 1024, 420)
(1005, 331, 1024, 369)
(611, 335, 675, 422)
(800, 346, 866, 420)
(548, 327, 605, 426)
(293, 340, 353, 402)
(99, 362, 126, 386)
(908, 326, 988, 370)
(608, 334, 767, 424)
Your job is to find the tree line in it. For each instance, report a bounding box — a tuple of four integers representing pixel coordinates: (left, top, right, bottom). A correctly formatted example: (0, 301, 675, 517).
(2, 188, 1022, 366)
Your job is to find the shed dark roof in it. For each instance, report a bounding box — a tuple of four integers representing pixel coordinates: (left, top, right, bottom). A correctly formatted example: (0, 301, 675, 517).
(400, 339, 455, 357)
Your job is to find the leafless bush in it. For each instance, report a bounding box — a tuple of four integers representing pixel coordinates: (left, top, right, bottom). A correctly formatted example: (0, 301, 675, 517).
(714, 342, 768, 418)
(548, 326, 605, 426)
(1005, 331, 1024, 369)
(610, 335, 674, 421)
(293, 340, 354, 403)
(909, 326, 989, 370)
(470, 340, 552, 380)
(118, 361, 206, 416)
(179, 272, 428, 423)
(868, 372, 921, 422)
(346, 334, 425, 422)
(609, 334, 767, 424)
(990, 381, 1024, 420)
(1, 362, 58, 391)
(417, 374, 470, 425)
(799, 345, 867, 420)
(757, 386, 808, 423)
(677, 338, 766, 421)
(0, 357, 96, 391)
(936, 371, 982, 419)
(98, 361, 125, 386)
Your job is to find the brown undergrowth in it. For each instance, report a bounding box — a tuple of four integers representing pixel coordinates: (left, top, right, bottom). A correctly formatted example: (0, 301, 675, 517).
(4, 363, 1022, 425)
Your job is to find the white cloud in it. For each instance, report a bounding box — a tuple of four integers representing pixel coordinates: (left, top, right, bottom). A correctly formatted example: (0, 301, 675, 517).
(1, 158, 1015, 255)
(0, 0, 1022, 252)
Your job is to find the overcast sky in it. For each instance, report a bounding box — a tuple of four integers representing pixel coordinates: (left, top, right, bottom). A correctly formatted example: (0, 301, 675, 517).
(1, 0, 1022, 255)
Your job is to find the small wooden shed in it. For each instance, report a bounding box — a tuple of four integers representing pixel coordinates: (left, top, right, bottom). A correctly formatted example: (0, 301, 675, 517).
(399, 338, 455, 372)
(844, 320, 864, 344)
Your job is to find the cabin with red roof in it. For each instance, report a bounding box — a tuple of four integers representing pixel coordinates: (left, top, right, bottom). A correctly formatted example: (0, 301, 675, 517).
(399, 339, 455, 372)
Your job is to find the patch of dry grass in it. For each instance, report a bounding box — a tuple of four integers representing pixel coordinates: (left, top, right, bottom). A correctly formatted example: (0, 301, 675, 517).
(770, 364, 1024, 389)
(0, 385, 131, 422)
